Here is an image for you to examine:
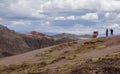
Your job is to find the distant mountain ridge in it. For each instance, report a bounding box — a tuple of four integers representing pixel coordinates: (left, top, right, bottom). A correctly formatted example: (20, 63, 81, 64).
(53, 33, 79, 39)
(53, 33, 92, 39)
(27, 31, 52, 39)
(0, 25, 74, 58)
(79, 34, 93, 38)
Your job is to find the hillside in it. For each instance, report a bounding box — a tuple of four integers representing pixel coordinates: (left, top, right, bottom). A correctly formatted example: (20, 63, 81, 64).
(27, 31, 52, 39)
(0, 25, 30, 57)
(53, 33, 79, 39)
(0, 25, 75, 58)
(0, 35, 119, 74)
(53, 33, 92, 39)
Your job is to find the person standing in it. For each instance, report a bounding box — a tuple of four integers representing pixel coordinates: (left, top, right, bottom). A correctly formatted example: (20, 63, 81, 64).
(110, 29, 113, 36)
(106, 28, 108, 37)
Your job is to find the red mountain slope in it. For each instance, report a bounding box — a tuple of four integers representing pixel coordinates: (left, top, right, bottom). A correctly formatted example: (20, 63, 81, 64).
(27, 31, 51, 39)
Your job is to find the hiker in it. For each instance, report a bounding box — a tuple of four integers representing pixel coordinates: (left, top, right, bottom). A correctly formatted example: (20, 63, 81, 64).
(106, 28, 108, 37)
(110, 29, 113, 36)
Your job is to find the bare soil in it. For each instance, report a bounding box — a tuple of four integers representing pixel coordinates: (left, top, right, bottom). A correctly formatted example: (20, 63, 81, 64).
(0, 36, 120, 70)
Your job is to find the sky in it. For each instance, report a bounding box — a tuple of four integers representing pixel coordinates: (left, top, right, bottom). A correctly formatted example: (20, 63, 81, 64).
(0, 0, 120, 36)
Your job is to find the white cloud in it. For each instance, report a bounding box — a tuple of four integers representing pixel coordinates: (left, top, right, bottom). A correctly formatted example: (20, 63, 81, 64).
(41, 0, 120, 12)
(115, 13, 120, 19)
(45, 21, 51, 25)
(66, 16, 75, 20)
(0, 18, 3, 22)
(81, 13, 98, 21)
(55, 16, 75, 20)
(0, 18, 3, 24)
(10, 20, 31, 26)
(105, 12, 110, 18)
(34, 24, 105, 35)
(104, 12, 120, 23)
(108, 24, 120, 28)
(55, 16, 66, 20)
(100, 0, 120, 12)
(42, 0, 98, 10)
(0, 0, 46, 19)
(0, 18, 2, 21)
(1, 0, 120, 20)
(1, 0, 120, 19)
(39, 21, 52, 26)
(1, 0, 120, 35)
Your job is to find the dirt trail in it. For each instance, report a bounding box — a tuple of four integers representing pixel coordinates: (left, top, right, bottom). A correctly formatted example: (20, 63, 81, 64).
(48, 45, 120, 69)
(0, 39, 88, 66)
(0, 37, 119, 68)
(0, 45, 58, 66)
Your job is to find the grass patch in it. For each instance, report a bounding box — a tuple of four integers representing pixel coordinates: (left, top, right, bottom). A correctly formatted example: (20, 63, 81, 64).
(109, 52, 120, 57)
(63, 62, 77, 67)
(67, 55, 78, 60)
(74, 38, 106, 54)
(27, 56, 35, 60)
(91, 57, 101, 62)
(99, 52, 120, 61)
(59, 50, 70, 57)
(0, 62, 28, 73)
(48, 56, 66, 64)
(46, 42, 74, 53)
(71, 41, 78, 44)
(0, 51, 119, 74)
(50, 44, 67, 51)
(8, 62, 27, 68)
(34, 52, 52, 58)
(95, 44, 106, 49)
(0, 58, 6, 63)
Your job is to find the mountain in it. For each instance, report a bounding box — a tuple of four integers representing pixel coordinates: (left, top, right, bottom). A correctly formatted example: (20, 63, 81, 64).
(0, 35, 119, 74)
(27, 31, 52, 39)
(53, 33, 92, 39)
(53, 33, 80, 39)
(79, 34, 93, 38)
(0, 25, 75, 58)
(0, 24, 30, 57)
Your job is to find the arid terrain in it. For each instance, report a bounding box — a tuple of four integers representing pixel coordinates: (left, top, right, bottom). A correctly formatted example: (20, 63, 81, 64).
(1, 0, 120, 74)
(0, 25, 75, 58)
(0, 35, 119, 74)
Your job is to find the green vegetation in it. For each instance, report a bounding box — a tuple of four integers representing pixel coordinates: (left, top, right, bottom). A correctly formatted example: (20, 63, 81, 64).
(0, 62, 28, 74)
(0, 58, 6, 63)
(71, 41, 78, 44)
(47, 56, 66, 65)
(27, 56, 35, 60)
(45, 42, 74, 53)
(59, 50, 70, 57)
(9, 62, 27, 68)
(0, 25, 75, 58)
(74, 38, 106, 53)
(0, 38, 119, 74)
(67, 55, 78, 60)
(51, 52, 120, 74)
(0, 61, 49, 74)
(91, 57, 101, 62)
(45, 44, 68, 53)
(108, 52, 120, 58)
(95, 44, 106, 49)
(35, 52, 52, 58)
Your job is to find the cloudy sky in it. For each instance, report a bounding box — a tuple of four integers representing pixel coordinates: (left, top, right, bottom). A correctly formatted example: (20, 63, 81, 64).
(0, 0, 120, 36)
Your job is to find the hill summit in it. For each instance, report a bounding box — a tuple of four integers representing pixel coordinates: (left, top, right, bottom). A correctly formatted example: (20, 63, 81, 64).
(27, 31, 51, 39)
(0, 25, 74, 58)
